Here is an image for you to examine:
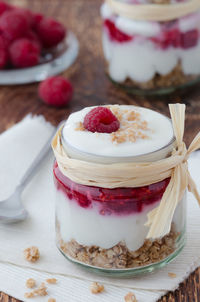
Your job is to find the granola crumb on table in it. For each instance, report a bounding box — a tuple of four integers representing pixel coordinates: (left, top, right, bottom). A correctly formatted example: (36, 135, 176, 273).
(168, 272, 177, 278)
(24, 246, 40, 263)
(46, 278, 57, 284)
(124, 292, 138, 302)
(26, 278, 36, 289)
(24, 292, 34, 298)
(48, 298, 56, 302)
(90, 282, 105, 294)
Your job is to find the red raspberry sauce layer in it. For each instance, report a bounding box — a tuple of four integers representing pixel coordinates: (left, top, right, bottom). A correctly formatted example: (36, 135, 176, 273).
(53, 162, 170, 216)
(104, 19, 199, 49)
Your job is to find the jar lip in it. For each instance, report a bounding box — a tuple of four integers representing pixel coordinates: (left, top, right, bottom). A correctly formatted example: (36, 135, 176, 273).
(61, 119, 176, 162)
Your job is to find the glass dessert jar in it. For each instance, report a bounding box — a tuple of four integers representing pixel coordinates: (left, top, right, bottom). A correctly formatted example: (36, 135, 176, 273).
(53, 105, 187, 276)
(101, 0, 200, 95)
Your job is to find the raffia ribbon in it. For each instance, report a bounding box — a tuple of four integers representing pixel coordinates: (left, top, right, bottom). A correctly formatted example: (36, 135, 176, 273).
(105, 0, 200, 22)
(52, 104, 200, 239)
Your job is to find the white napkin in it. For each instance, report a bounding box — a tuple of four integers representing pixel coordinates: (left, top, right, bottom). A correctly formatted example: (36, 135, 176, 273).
(0, 115, 200, 302)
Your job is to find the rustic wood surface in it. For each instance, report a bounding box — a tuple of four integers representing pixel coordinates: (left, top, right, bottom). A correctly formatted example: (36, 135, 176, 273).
(0, 0, 200, 301)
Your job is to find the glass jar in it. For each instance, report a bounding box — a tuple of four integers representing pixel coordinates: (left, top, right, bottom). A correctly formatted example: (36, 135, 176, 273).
(53, 105, 186, 277)
(100, 0, 200, 95)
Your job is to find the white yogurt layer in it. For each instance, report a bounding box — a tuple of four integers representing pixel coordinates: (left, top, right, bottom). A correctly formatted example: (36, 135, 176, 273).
(56, 190, 186, 251)
(103, 32, 200, 83)
(62, 105, 174, 158)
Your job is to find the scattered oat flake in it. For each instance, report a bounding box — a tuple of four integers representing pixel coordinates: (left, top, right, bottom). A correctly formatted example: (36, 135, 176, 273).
(48, 299, 56, 302)
(24, 292, 35, 298)
(26, 278, 36, 289)
(33, 282, 48, 296)
(90, 282, 104, 294)
(24, 246, 40, 263)
(124, 292, 138, 302)
(46, 278, 57, 284)
(168, 272, 177, 278)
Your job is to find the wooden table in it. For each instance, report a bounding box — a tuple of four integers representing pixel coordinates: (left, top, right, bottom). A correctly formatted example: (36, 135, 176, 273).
(0, 0, 200, 301)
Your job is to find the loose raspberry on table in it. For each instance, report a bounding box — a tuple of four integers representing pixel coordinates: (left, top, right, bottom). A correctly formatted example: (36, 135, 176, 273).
(83, 107, 120, 133)
(39, 76, 73, 107)
(9, 38, 40, 68)
(36, 17, 66, 48)
(0, 10, 29, 41)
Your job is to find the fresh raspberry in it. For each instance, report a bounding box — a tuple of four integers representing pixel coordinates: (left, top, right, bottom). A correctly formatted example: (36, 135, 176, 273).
(31, 13, 44, 31)
(181, 29, 199, 49)
(83, 107, 120, 133)
(36, 17, 66, 48)
(0, 10, 29, 41)
(0, 46, 8, 68)
(9, 38, 40, 68)
(13, 7, 34, 27)
(0, 1, 11, 16)
(24, 30, 41, 50)
(104, 19, 132, 43)
(0, 33, 10, 48)
(39, 76, 73, 107)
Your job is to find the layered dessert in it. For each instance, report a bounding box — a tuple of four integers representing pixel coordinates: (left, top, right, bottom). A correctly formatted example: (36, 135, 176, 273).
(54, 105, 186, 270)
(101, 0, 200, 92)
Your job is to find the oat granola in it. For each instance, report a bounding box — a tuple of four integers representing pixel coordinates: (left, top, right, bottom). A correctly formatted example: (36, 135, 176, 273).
(58, 224, 178, 269)
(26, 278, 36, 289)
(122, 62, 197, 90)
(90, 282, 105, 294)
(46, 278, 57, 284)
(124, 292, 138, 302)
(168, 272, 177, 278)
(24, 246, 40, 263)
(48, 299, 56, 302)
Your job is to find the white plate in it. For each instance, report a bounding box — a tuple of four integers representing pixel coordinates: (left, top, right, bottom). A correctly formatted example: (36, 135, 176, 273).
(0, 31, 79, 85)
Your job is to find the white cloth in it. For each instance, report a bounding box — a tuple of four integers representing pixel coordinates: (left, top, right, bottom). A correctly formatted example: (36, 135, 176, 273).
(0, 115, 200, 302)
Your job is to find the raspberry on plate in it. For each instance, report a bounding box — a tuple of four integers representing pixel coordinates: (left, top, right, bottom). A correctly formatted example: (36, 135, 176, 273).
(83, 107, 120, 133)
(0, 1, 11, 16)
(9, 38, 40, 68)
(36, 17, 66, 48)
(39, 76, 73, 107)
(0, 10, 29, 41)
(0, 47, 8, 68)
(32, 13, 44, 31)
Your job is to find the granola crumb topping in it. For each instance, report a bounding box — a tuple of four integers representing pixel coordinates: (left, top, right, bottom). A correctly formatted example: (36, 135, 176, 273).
(90, 282, 105, 294)
(48, 299, 56, 302)
(168, 272, 177, 278)
(26, 278, 36, 289)
(75, 121, 85, 131)
(108, 106, 149, 144)
(46, 278, 57, 284)
(124, 292, 138, 302)
(24, 246, 40, 263)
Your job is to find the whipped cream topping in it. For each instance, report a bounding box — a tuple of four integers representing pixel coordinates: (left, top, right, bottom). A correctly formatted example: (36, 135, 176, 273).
(62, 105, 174, 158)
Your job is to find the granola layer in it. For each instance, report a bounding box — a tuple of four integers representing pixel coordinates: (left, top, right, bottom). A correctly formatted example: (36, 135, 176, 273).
(57, 224, 179, 269)
(110, 62, 198, 91)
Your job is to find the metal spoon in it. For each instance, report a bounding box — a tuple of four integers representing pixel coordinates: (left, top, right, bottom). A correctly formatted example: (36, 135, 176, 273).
(0, 122, 63, 223)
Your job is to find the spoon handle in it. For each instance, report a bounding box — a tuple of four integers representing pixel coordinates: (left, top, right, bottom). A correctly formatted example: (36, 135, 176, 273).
(17, 122, 63, 192)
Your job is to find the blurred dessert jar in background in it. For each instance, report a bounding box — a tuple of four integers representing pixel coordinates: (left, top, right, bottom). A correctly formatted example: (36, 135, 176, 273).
(101, 0, 200, 94)
(52, 105, 188, 276)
